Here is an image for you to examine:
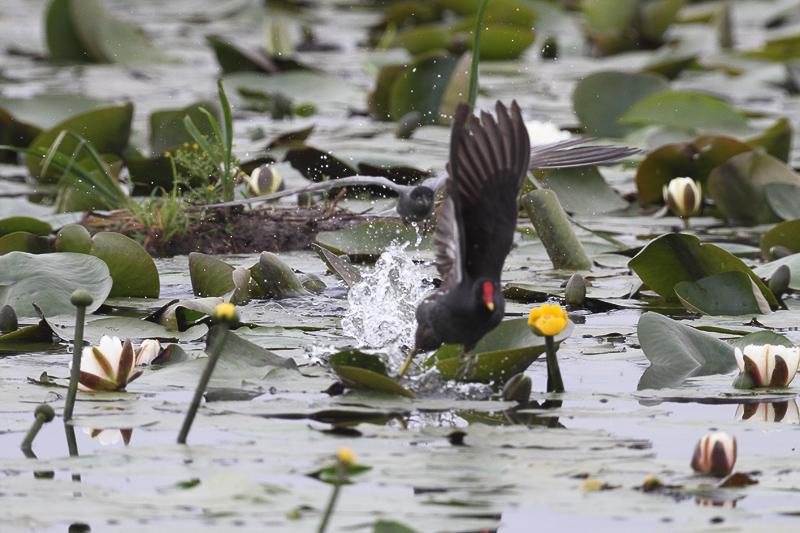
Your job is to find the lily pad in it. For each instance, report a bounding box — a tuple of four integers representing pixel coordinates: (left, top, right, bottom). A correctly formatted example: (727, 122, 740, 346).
(535, 166, 627, 215)
(637, 312, 736, 390)
(572, 71, 669, 138)
(89, 232, 160, 298)
(0, 252, 111, 316)
(315, 221, 431, 262)
(753, 254, 800, 291)
(329, 349, 414, 398)
(149, 102, 218, 155)
(388, 51, 468, 124)
(707, 150, 800, 226)
(761, 220, 800, 258)
(628, 232, 778, 308)
(249, 252, 309, 299)
(0, 217, 53, 237)
(674, 271, 772, 316)
(619, 91, 750, 135)
(0, 232, 52, 255)
(189, 252, 235, 297)
(312, 243, 362, 288)
(147, 297, 222, 332)
(764, 183, 800, 221)
(428, 318, 575, 383)
(26, 104, 134, 182)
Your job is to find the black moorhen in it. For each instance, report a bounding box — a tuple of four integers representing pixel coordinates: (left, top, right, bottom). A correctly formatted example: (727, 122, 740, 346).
(398, 100, 530, 376)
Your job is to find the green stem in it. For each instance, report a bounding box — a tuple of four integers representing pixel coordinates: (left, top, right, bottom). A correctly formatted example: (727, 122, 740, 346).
(681, 217, 690, 231)
(64, 423, 81, 482)
(177, 323, 230, 444)
(318, 461, 345, 533)
(20, 419, 44, 453)
(64, 299, 89, 422)
(467, 0, 490, 109)
(545, 336, 564, 393)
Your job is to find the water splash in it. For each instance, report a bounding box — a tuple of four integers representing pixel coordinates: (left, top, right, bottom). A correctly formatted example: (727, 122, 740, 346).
(341, 245, 431, 363)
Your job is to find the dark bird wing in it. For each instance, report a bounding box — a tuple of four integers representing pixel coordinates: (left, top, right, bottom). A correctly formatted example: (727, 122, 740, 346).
(434, 101, 531, 289)
(200, 175, 406, 209)
(530, 138, 639, 169)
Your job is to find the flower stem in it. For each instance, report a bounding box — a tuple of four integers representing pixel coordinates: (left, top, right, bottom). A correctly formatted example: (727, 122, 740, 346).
(681, 217, 690, 230)
(545, 336, 564, 393)
(467, 0, 490, 109)
(177, 323, 229, 444)
(20, 406, 54, 453)
(318, 461, 346, 533)
(64, 291, 91, 422)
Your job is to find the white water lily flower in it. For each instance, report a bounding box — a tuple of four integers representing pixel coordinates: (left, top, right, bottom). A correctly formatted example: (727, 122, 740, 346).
(691, 431, 736, 477)
(734, 344, 800, 388)
(72, 335, 143, 392)
(135, 339, 162, 366)
(735, 401, 800, 424)
(82, 427, 133, 446)
(663, 177, 701, 218)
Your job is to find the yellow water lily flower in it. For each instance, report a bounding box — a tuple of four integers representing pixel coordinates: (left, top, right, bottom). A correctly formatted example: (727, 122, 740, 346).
(336, 447, 355, 466)
(528, 303, 568, 336)
(215, 302, 238, 322)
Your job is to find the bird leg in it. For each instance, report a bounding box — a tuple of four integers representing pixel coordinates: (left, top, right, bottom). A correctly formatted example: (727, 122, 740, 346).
(544, 336, 565, 393)
(455, 350, 477, 381)
(396, 348, 418, 379)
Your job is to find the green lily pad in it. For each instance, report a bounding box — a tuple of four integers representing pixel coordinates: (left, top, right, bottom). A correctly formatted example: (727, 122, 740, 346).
(628, 232, 778, 308)
(315, 221, 431, 262)
(0, 232, 52, 255)
(249, 252, 309, 299)
(764, 183, 800, 221)
(26, 103, 134, 182)
(674, 271, 772, 316)
(635, 136, 752, 206)
(189, 252, 235, 297)
(761, 220, 800, 258)
(329, 349, 414, 398)
(89, 232, 160, 299)
(730, 331, 794, 350)
(147, 297, 222, 332)
(149, 102, 218, 155)
(0, 252, 111, 317)
(428, 318, 575, 383)
(388, 51, 468, 124)
(707, 150, 800, 226)
(312, 243, 362, 288)
(747, 118, 792, 162)
(216, 329, 296, 369)
(619, 91, 750, 135)
(572, 71, 669, 138)
(637, 312, 736, 390)
(535, 166, 627, 215)
(0, 318, 58, 353)
(753, 254, 800, 291)
(0, 217, 53, 238)
(45, 0, 90, 63)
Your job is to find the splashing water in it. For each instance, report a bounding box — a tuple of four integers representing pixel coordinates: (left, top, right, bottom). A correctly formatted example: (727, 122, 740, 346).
(341, 245, 430, 363)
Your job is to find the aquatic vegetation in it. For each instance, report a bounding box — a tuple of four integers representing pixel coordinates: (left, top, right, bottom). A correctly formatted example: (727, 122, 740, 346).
(733, 344, 800, 388)
(73, 336, 144, 392)
(662, 176, 702, 223)
(691, 431, 737, 478)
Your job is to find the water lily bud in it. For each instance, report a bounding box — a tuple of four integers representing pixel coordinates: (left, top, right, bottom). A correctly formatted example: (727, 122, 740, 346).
(0, 304, 18, 333)
(55, 224, 92, 254)
(565, 273, 586, 306)
(336, 447, 355, 466)
(691, 431, 736, 477)
(663, 177, 702, 218)
(246, 164, 283, 196)
(502, 373, 532, 404)
(768, 265, 791, 297)
(769, 245, 793, 259)
(734, 344, 800, 388)
(34, 403, 55, 423)
(135, 339, 162, 366)
(528, 303, 568, 337)
(70, 289, 94, 308)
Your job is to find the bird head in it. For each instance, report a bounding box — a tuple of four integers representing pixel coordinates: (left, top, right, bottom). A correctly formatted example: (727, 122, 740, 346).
(401, 186, 435, 223)
(475, 279, 502, 314)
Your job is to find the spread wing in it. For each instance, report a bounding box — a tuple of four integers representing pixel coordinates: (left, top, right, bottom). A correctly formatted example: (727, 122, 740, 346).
(434, 101, 530, 288)
(530, 138, 639, 169)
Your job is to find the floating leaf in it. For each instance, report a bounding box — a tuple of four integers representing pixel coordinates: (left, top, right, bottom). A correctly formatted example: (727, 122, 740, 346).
(189, 252, 235, 297)
(315, 221, 431, 262)
(329, 349, 414, 398)
(764, 183, 800, 221)
(312, 243, 362, 288)
(535, 167, 627, 215)
(388, 51, 467, 124)
(707, 150, 800, 226)
(26, 104, 134, 182)
(572, 71, 669, 138)
(147, 297, 222, 332)
(747, 118, 792, 162)
(0, 217, 53, 238)
(149, 102, 218, 155)
(674, 272, 772, 316)
(0, 317, 58, 354)
(0, 252, 111, 316)
(90, 232, 159, 298)
(753, 254, 800, 291)
(628, 232, 777, 308)
(619, 91, 750, 135)
(249, 252, 309, 299)
(0, 232, 52, 255)
(761, 220, 800, 259)
(635, 136, 751, 206)
(428, 319, 574, 383)
(637, 312, 736, 390)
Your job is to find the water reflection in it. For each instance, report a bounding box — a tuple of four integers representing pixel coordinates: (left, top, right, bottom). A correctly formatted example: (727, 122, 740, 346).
(81, 427, 133, 446)
(696, 496, 738, 509)
(735, 400, 799, 424)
